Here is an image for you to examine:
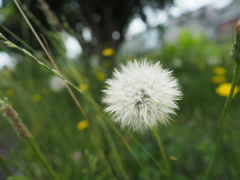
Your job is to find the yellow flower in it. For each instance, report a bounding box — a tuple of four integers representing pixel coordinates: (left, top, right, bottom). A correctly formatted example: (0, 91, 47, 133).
(215, 83, 240, 97)
(214, 67, 226, 75)
(97, 72, 106, 81)
(32, 94, 42, 102)
(102, 48, 114, 56)
(78, 83, 89, 92)
(103, 59, 111, 67)
(211, 76, 226, 84)
(5, 89, 14, 97)
(77, 120, 89, 131)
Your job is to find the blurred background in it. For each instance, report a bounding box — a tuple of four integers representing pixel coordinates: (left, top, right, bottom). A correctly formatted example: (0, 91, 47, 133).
(1, 0, 240, 179)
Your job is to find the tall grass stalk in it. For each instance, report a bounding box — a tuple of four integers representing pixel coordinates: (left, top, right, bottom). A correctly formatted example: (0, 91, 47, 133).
(0, 32, 166, 178)
(203, 20, 240, 179)
(0, 156, 12, 176)
(153, 127, 172, 179)
(12, 1, 122, 178)
(98, 116, 129, 180)
(25, 136, 60, 180)
(0, 24, 35, 52)
(3, 2, 160, 175)
(128, 134, 164, 174)
(14, 2, 156, 175)
(96, 109, 151, 178)
(0, 100, 60, 180)
(2, 2, 172, 176)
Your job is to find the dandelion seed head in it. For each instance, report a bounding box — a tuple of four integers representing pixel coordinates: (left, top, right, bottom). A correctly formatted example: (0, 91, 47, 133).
(102, 59, 182, 133)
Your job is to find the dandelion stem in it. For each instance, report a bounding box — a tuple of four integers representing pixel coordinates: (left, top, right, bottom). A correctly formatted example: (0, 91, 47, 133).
(203, 19, 240, 180)
(203, 62, 240, 179)
(153, 127, 172, 180)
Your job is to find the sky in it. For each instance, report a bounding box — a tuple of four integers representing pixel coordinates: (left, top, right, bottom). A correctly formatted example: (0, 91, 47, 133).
(126, 0, 233, 36)
(0, 0, 234, 68)
(176, 0, 232, 10)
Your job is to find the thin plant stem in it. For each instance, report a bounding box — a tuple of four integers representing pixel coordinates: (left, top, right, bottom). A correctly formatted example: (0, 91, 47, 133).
(98, 116, 129, 180)
(128, 133, 165, 175)
(0, 33, 157, 179)
(204, 19, 240, 179)
(12, 1, 120, 178)
(89, 102, 150, 178)
(0, 156, 12, 176)
(153, 127, 172, 180)
(25, 136, 60, 180)
(10, 149, 32, 177)
(37, 0, 64, 31)
(0, 100, 59, 180)
(203, 62, 240, 179)
(0, 24, 35, 52)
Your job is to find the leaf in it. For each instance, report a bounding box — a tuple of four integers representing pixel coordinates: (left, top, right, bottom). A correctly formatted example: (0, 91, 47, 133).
(0, 156, 12, 176)
(7, 176, 31, 180)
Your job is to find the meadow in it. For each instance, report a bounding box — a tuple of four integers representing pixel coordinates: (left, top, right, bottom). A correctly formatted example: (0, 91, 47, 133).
(1, 1, 240, 180)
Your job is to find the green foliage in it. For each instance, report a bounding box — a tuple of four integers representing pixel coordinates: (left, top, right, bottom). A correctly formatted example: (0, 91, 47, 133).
(1, 9, 240, 180)
(156, 30, 240, 179)
(7, 176, 31, 180)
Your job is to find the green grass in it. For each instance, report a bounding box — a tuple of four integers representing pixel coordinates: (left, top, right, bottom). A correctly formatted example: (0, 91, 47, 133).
(1, 2, 240, 179)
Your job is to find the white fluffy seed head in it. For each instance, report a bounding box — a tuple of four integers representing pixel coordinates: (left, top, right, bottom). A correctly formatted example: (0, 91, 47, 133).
(102, 59, 182, 133)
